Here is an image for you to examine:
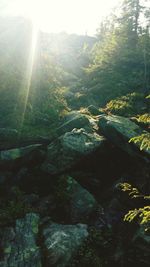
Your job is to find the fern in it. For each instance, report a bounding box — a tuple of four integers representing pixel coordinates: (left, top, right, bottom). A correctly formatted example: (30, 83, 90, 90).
(129, 133, 150, 151)
(124, 206, 150, 226)
(105, 92, 145, 116)
(119, 183, 141, 198)
(119, 183, 150, 229)
(135, 113, 150, 124)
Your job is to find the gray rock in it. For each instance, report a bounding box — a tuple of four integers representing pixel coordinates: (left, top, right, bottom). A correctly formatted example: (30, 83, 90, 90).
(67, 176, 98, 223)
(56, 113, 91, 136)
(98, 114, 150, 158)
(62, 111, 81, 122)
(0, 144, 45, 169)
(41, 128, 106, 175)
(87, 105, 101, 116)
(0, 144, 43, 161)
(43, 223, 88, 267)
(0, 213, 41, 267)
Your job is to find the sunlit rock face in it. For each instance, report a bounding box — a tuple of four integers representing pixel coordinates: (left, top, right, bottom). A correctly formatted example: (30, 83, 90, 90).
(41, 128, 106, 175)
(98, 114, 150, 159)
(87, 105, 102, 116)
(0, 213, 41, 267)
(43, 223, 89, 267)
(56, 113, 92, 136)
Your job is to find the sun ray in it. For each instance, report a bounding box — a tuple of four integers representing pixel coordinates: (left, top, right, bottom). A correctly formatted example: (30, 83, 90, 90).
(18, 22, 39, 134)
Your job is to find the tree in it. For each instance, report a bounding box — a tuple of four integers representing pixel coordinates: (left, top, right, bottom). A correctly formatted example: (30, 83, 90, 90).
(83, 0, 150, 106)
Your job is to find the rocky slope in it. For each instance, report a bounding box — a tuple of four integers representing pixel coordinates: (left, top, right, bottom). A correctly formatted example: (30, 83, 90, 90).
(0, 109, 149, 266)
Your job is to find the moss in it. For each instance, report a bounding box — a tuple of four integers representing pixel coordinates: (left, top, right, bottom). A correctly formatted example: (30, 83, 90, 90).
(68, 228, 113, 267)
(0, 187, 33, 227)
(31, 220, 39, 234)
(4, 246, 12, 254)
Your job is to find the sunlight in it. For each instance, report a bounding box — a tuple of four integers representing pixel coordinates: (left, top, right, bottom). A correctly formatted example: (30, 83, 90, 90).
(19, 23, 38, 131)
(0, 0, 120, 129)
(3, 0, 120, 35)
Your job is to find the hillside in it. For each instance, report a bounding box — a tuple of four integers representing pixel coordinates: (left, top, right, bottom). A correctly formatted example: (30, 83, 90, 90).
(0, 1, 150, 266)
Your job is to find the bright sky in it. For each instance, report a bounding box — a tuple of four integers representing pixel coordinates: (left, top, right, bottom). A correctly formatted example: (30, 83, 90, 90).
(1, 0, 120, 35)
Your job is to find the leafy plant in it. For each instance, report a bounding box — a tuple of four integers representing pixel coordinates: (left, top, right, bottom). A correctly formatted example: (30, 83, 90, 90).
(134, 113, 150, 124)
(124, 206, 150, 226)
(104, 92, 145, 116)
(129, 133, 150, 151)
(118, 183, 142, 198)
(119, 183, 150, 229)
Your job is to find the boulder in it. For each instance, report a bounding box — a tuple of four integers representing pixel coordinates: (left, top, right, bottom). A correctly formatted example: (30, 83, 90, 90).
(98, 115, 150, 158)
(87, 105, 101, 116)
(0, 213, 41, 267)
(0, 144, 45, 169)
(41, 128, 106, 175)
(62, 111, 81, 122)
(56, 113, 92, 136)
(67, 176, 98, 223)
(43, 223, 88, 267)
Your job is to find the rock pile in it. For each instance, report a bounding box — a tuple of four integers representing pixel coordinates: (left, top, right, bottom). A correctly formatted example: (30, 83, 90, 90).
(0, 113, 149, 266)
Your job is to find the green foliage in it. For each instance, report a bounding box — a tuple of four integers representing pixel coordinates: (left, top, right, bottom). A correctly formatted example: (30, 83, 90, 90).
(45, 87, 69, 120)
(119, 183, 150, 229)
(105, 97, 131, 115)
(124, 206, 150, 225)
(82, 0, 150, 106)
(27, 50, 69, 126)
(134, 113, 150, 124)
(0, 21, 94, 131)
(104, 92, 145, 116)
(129, 133, 150, 151)
(119, 182, 150, 200)
(119, 182, 142, 198)
(18, 123, 56, 140)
